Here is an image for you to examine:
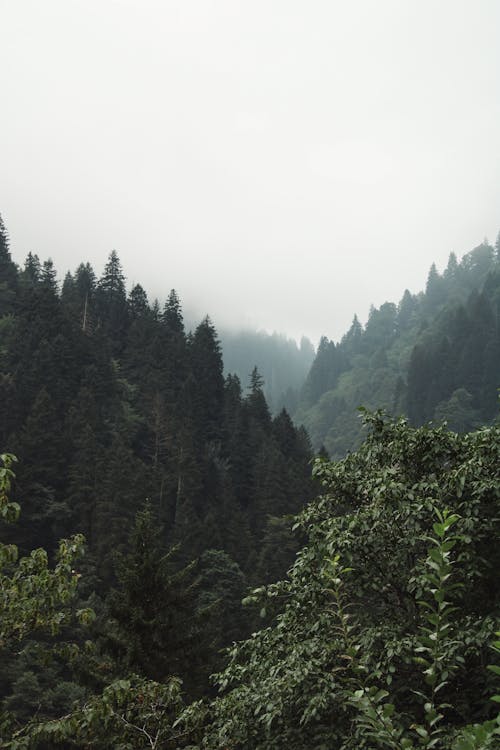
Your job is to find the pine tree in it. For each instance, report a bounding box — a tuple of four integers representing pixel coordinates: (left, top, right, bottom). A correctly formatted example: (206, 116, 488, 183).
(96, 250, 128, 350)
(397, 289, 419, 331)
(188, 317, 225, 444)
(12, 388, 67, 551)
(425, 262, 444, 310)
(162, 289, 184, 334)
(127, 283, 149, 319)
(0, 214, 18, 315)
(20, 252, 41, 286)
(246, 367, 271, 431)
(342, 314, 363, 349)
(444, 251, 459, 280)
(104, 505, 209, 692)
(41, 259, 58, 291)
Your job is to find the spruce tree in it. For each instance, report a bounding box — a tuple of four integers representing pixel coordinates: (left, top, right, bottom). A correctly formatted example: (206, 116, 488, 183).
(104, 505, 209, 692)
(21, 252, 41, 286)
(188, 317, 225, 444)
(425, 261, 445, 310)
(0, 214, 18, 315)
(127, 283, 149, 319)
(162, 288, 184, 334)
(96, 250, 128, 350)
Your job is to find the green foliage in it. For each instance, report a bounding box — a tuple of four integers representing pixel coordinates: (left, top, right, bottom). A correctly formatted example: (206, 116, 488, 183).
(102, 505, 210, 694)
(7, 211, 500, 749)
(0, 454, 89, 650)
(451, 633, 500, 750)
(1, 454, 94, 745)
(296, 238, 500, 457)
(0, 453, 20, 525)
(187, 413, 499, 749)
(8, 676, 188, 749)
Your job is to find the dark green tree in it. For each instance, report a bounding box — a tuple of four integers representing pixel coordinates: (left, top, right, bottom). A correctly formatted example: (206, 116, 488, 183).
(0, 214, 18, 316)
(104, 505, 209, 693)
(95, 250, 128, 350)
(162, 289, 184, 334)
(127, 283, 149, 319)
(188, 317, 225, 444)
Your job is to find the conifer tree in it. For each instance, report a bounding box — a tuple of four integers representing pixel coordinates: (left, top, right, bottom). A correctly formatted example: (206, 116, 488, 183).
(188, 317, 225, 444)
(425, 261, 445, 310)
(104, 505, 209, 693)
(0, 214, 18, 316)
(96, 250, 128, 350)
(444, 250, 459, 280)
(21, 252, 41, 286)
(162, 288, 184, 334)
(127, 283, 149, 319)
(246, 366, 272, 431)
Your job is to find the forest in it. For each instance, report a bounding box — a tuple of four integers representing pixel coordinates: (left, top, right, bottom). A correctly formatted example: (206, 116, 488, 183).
(295, 237, 500, 459)
(0, 213, 499, 749)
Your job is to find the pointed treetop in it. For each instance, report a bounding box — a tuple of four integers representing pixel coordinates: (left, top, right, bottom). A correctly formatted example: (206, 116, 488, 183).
(0, 214, 18, 312)
(62, 271, 74, 293)
(316, 335, 330, 354)
(41, 258, 58, 290)
(193, 315, 221, 351)
(342, 315, 362, 345)
(75, 262, 96, 298)
(128, 283, 149, 318)
(0, 213, 11, 260)
(426, 262, 439, 286)
(445, 252, 458, 277)
(99, 249, 126, 297)
(249, 366, 265, 394)
(23, 252, 41, 284)
(162, 289, 184, 333)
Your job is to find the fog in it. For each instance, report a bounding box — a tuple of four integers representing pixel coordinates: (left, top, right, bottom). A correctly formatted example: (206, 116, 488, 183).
(2, 0, 500, 344)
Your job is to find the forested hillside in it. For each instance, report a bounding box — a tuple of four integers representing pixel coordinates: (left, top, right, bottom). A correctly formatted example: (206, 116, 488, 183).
(2, 414, 499, 749)
(0, 214, 316, 726)
(1, 215, 499, 749)
(296, 237, 500, 458)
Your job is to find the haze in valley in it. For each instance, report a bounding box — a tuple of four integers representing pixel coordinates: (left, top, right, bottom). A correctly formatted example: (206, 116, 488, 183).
(2, 0, 500, 344)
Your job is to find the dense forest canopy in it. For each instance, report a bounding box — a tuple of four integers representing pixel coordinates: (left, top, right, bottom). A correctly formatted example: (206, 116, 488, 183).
(0, 213, 316, 736)
(1, 215, 499, 749)
(295, 235, 500, 458)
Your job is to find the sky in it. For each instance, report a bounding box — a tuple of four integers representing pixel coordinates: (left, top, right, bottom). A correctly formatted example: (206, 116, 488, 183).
(1, 0, 500, 345)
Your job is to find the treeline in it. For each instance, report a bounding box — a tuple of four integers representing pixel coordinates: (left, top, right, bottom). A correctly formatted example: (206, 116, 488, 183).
(0, 214, 316, 722)
(296, 237, 500, 457)
(1, 214, 499, 748)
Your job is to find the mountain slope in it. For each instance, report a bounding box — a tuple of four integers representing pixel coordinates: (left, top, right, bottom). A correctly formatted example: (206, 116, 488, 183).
(295, 238, 500, 458)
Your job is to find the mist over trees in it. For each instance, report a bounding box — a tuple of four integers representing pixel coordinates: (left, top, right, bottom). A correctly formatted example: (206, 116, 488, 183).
(0, 214, 316, 734)
(295, 237, 500, 458)
(1, 215, 499, 749)
(220, 329, 315, 414)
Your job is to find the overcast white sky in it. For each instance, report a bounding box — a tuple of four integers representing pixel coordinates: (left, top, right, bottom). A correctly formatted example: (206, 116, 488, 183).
(1, 0, 499, 344)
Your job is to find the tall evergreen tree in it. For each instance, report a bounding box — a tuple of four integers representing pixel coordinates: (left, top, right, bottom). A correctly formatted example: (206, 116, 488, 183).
(104, 505, 209, 693)
(188, 317, 225, 444)
(0, 214, 18, 316)
(21, 252, 41, 286)
(127, 283, 149, 319)
(162, 289, 184, 334)
(95, 250, 128, 350)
